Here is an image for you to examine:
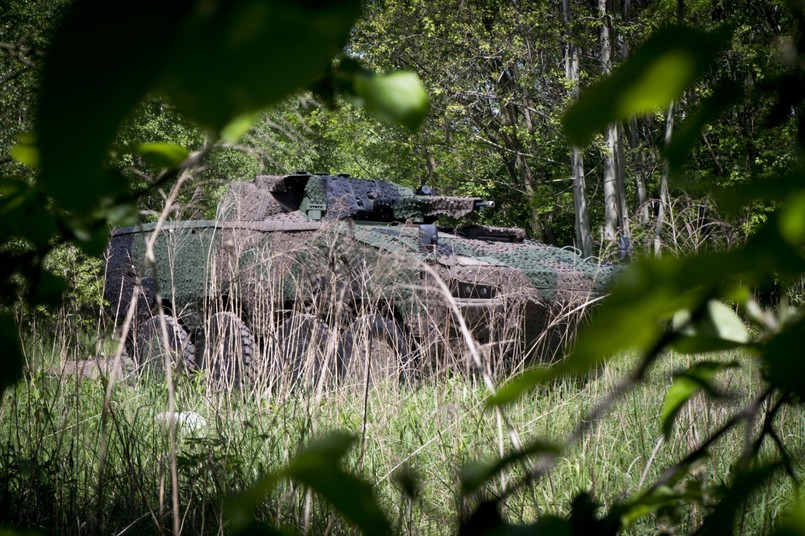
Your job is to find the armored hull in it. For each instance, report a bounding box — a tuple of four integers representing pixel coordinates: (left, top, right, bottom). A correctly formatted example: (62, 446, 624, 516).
(104, 173, 618, 386)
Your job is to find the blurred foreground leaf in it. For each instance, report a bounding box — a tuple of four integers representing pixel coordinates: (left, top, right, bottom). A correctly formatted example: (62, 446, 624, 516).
(37, 0, 361, 215)
(671, 300, 750, 353)
(460, 439, 561, 495)
(762, 315, 805, 399)
(159, 0, 361, 130)
(0, 313, 24, 399)
(352, 71, 429, 131)
(661, 361, 739, 439)
(136, 143, 190, 169)
(9, 134, 39, 168)
(697, 463, 780, 535)
(227, 433, 390, 536)
(285, 433, 391, 536)
(564, 25, 729, 146)
(772, 498, 805, 536)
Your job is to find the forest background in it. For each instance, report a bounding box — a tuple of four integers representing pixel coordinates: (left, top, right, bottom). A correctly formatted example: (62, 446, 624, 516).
(3, 0, 793, 266)
(2, 0, 805, 534)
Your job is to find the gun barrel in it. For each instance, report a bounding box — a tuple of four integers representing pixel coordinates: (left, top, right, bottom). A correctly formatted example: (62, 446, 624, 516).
(474, 200, 495, 209)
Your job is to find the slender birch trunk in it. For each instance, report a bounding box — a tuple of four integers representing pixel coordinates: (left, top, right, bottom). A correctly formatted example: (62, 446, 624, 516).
(654, 101, 674, 256)
(564, 0, 592, 256)
(600, 0, 619, 242)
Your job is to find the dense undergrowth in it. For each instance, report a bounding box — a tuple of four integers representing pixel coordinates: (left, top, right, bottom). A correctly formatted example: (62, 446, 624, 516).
(1, 317, 801, 534)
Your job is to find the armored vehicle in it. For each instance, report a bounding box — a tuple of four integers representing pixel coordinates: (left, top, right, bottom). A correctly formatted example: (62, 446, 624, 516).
(104, 172, 618, 388)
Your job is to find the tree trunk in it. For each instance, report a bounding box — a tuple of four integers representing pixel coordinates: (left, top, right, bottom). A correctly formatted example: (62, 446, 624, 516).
(600, 0, 619, 242)
(629, 117, 650, 224)
(564, 0, 592, 256)
(616, 123, 630, 237)
(654, 101, 674, 257)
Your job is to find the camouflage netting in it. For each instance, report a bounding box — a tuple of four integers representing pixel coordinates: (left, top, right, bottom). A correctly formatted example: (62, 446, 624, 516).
(105, 173, 621, 378)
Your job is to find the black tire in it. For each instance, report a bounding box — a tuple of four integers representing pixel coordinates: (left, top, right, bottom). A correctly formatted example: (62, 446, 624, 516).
(196, 312, 254, 386)
(132, 315, 197, 375)
(339, 315, 416, 385)
(279, 314, 337, 388)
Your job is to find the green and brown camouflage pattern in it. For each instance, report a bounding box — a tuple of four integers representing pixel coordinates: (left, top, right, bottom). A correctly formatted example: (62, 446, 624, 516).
(104, 173, 618, 370)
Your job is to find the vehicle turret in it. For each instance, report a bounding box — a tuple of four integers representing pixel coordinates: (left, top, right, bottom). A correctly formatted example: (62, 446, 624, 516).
(217, 172, 494, 224)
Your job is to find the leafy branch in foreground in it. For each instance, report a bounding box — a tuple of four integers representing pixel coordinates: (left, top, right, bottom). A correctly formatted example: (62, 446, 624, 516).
(455, 20, 805, 535)
(0, 0, 428, 401)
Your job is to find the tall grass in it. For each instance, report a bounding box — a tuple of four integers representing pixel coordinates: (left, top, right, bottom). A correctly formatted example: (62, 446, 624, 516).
(3, 215, 802, 534)
(2, 312, 802, 534)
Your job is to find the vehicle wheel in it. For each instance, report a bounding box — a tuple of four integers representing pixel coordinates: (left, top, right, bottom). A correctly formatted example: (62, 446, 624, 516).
(132, 315, 197, 376)
(279, 314, 337, 389)
(339, 315, 416, 386)
(196, 312, 254, 387)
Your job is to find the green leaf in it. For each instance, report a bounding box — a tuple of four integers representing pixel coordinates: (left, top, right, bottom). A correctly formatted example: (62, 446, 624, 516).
(37, 0, 361, 214)
(564, 25, 729, 146)
(661, 361, 739, 439)
(486, 367, 553, 407)
(353, 72, 429, 131)
(0, 313, 24, 398)
(224, 472, 283, 531)
(105, 203, 139, 227)
(622, 482, 706, 527)
(772, 498, 805, 536)
(158, 0, 362, 130)
(37, 0, 191, 212)
(762, 315, 805, 398)
(10, 134, 39, 168)
(0, 179, 57, 247)
(460, 439, 561, 495)
(284, 433, 391, 536)
(698, 463, 780, 535)
(670, 300, 750, 354)
(718, 168, 805, 214)
(32, 269, 68, 307)
(136, 143, 190, 169)
(69, 218, 109, 257)
(221, 112, 261, 144)
(663, 81, 742, 174)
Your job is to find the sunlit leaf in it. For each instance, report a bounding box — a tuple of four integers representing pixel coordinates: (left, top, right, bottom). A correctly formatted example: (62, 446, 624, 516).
(9, 145, 39, 168)
(772, 497, 805, 536)
(136, 143, 189, 169)
(460, 439, 561, 495)
(564, 25, 729, 146)
(670, 300, 750, 353)
(221, 112, 261, 144)
(661, 361, 739, 439)
(353, 71, 429, 131)
(563, 226, 805, 381)
(486, 367, 552, 407)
